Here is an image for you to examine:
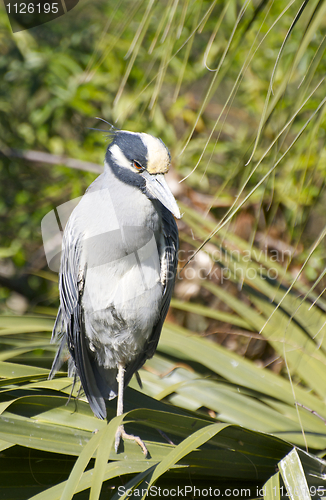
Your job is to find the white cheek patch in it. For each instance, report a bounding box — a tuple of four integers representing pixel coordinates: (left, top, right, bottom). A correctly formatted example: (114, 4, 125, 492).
(140, 133, 170, 174)
(110, 144, 133, 171)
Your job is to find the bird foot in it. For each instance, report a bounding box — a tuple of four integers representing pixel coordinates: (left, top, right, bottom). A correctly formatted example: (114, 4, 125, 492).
(115, 424, 148, 457)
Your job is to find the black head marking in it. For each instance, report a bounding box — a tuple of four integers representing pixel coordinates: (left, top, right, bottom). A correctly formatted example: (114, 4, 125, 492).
(108, 131, 148, 169)
(105, 132, 147, 189)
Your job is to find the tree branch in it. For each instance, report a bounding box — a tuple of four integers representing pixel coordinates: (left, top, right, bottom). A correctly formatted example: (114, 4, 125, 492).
(1, 148, 103, 174)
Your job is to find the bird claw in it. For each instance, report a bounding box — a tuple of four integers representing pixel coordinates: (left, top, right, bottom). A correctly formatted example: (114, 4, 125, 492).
(115, 424, 148, 457)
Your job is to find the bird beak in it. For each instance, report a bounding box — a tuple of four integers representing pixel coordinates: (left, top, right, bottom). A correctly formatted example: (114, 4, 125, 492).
(142, 172, 181, 219)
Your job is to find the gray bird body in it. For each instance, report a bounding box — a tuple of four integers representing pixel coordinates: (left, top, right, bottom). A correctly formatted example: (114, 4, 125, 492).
(50, 130, 179, 421)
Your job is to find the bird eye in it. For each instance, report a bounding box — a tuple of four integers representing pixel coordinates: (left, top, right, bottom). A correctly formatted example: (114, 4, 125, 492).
(133, 160, 144, 172)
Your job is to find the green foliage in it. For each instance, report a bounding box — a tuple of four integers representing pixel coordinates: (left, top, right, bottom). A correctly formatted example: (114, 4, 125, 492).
(0, 298, 326, 497)
(1, 0, 326, 254)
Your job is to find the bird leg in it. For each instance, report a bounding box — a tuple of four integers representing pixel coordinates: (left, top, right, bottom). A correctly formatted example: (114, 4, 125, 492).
(114, 363, 148, 456)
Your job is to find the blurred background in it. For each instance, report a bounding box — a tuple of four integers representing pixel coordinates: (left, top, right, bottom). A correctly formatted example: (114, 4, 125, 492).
(1, 0, 326, 497)
(1, 0, 326, 373)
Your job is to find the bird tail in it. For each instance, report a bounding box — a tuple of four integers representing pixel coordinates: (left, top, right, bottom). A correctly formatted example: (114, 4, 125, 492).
(91, 362, 118, 401)
(49, 307, 119, 419)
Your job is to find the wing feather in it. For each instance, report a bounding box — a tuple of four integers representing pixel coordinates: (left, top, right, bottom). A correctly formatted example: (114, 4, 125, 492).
(49, 215, 107, 419)
(49, 216, 80, 376)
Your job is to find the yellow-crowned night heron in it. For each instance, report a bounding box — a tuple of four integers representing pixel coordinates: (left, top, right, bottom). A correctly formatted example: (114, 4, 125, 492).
(49, 129, 180, 455)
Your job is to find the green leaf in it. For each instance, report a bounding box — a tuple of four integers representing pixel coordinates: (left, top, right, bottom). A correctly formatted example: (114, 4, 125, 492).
(279, 449, 312, 500)
(144, 423, 229, 493)
(60, 419, 120, 500)
(89, 415, 125, 500)
(263, 472, 281, 500)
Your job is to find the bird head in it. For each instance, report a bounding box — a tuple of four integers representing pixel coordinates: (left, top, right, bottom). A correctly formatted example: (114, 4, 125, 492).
(105, 130, 181, 219)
